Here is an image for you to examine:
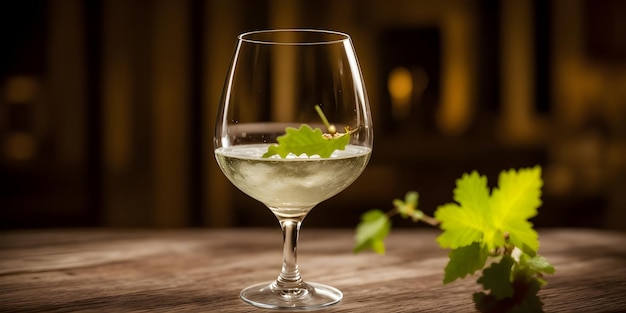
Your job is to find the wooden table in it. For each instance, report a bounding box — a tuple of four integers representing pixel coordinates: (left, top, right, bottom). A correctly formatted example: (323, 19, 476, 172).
(1, 228, 625, 312)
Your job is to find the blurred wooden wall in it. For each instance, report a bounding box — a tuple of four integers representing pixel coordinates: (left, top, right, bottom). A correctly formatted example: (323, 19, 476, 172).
(1, 0, 625, 230)
(100, 0, 192, 227)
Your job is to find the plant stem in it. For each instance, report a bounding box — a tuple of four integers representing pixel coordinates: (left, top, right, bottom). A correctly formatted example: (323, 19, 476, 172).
(314, 105, 335, 134)
(420, 214, 440, 227)
(386, 208, 399, 217)
(387, 207, 439, 227)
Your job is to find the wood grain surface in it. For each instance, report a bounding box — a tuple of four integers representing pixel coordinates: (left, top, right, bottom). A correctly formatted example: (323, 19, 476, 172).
(1, 228, 625, 312)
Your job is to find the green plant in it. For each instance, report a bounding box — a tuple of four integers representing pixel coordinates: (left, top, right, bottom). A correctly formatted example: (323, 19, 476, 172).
(354, 166, 555, 313)
(262, 105, 354, 158)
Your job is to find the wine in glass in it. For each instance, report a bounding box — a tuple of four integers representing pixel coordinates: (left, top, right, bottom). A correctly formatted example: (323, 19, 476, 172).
(214, 29, 373, 310)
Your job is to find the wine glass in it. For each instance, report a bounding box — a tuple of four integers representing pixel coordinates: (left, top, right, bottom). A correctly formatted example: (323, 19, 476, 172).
(214, 29, 373, 310)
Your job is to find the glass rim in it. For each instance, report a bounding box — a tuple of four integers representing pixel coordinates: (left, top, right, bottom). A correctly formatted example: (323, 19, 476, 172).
(238, 29, 351, 45)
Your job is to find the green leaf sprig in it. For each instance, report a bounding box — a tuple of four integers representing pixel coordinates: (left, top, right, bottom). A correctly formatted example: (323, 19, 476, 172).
(262, 105, 354, 158)
(353, 166, 555, 313)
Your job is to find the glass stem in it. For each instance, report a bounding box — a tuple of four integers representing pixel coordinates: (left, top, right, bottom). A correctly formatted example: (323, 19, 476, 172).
(275, 216, 306, 291)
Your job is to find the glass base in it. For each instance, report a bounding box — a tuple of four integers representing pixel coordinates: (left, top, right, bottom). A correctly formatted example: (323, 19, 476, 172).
(240, 281, 342, 310)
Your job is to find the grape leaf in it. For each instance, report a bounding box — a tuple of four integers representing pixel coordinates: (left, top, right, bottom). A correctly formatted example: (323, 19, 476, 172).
(519, 254, 556, 276)
(444, 242, 489, 284)
(353, 209, 391, 254)
(435, 166, 543, 255)
(477, 255, 515, 300)
(474, 261, 546, 313)
(434, 171, 492, 249)
(506, 278, 543, 313)
(489, 167, 543, 255)
(262, 124, 350, 158)
(474, 284, 543, 313)
(508, 262, 547, 313)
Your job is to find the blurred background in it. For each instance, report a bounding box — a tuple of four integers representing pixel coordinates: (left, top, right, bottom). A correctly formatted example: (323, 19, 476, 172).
(1, 0, 625, 230)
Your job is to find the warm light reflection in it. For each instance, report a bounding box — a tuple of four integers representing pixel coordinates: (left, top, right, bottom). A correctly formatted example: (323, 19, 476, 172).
(388, 67, 413, 120)
(3, 132, 37, 160)
(2, 76, 40, 161)
(5, 76, 38, 103)
(437, 5, 475, 137)
(498, 0, 538, 144)
(388, 66, 430, 121)
(437, 65, 470, 136)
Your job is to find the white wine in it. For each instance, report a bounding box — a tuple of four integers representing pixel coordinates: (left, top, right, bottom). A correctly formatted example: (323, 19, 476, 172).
(215, 144, 371, 217)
